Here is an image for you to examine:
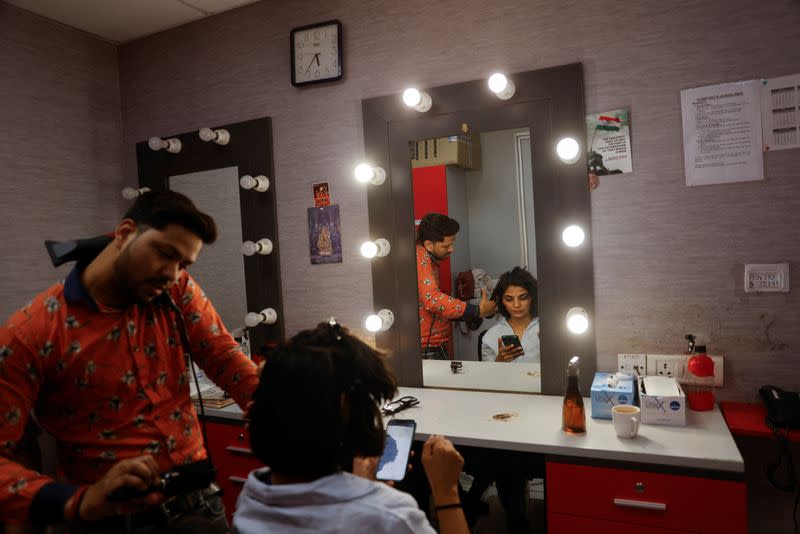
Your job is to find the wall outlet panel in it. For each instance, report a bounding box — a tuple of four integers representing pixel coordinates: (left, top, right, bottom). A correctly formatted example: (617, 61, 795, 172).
(645, 354, 723, 387)
(617, 353, 647, 376)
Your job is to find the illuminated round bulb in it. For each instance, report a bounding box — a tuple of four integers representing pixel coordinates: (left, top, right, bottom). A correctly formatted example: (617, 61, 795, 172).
(556, 137, 580, 164)
(562, 225, 585, 247)
(365, 314, 383, 332)
(148, 137, 165, 151)
(122, 187, 138, 200)
(403, 88, 422, 107)
(242, 241, 258, 256)
(354, 163, 375, 183)
(198, 128, 215, 142)
(488, 73, 508, 93)
(566, 307, 589, 334)
(244, 312, 262, 328)
(361, 241, 378, 258)
(245, 308, 277, 327)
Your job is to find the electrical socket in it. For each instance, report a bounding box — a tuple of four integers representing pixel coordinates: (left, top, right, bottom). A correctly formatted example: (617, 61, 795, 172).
(617, 353, 647, 376)
(645, 354, 724, 387)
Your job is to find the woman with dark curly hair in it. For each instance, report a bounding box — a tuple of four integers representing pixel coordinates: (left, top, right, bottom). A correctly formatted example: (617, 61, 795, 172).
(480, 267, 539, 363)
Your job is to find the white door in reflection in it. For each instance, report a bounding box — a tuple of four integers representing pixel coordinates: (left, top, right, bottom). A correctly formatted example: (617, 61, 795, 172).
(170, 167, 247, 333)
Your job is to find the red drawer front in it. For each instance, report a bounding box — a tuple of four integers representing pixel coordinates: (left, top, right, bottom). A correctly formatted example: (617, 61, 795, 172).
(204, 420, 264, 523)
(546, 462, 746, 534)
(550, 512, 694, 534)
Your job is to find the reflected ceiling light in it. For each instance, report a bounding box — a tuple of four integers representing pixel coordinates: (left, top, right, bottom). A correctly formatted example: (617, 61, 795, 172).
(239, 174, 270, 192)
(488, 73, 515, 100)
(121, 186, 151, 200)
(354, 163, 387, 185)
(566, 307, 589, 334)
(402, 88, 432, 112)
(148, 136, 182, 153)
(242, 238, 273, 256)
(360, 238, 391, 258)
(562, 225, 585, 248)
(556, 137, 580, 164)
(365, 309, 394, 333)
(199, 127, 230, 145)
(245, 307, 278, 327)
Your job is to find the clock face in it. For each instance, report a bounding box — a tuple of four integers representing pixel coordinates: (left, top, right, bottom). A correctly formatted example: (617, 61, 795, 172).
(291, 20, 343, 86)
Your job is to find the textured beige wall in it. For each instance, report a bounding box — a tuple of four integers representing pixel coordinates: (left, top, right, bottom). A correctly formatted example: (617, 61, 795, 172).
(117, 0, 800, 401)
(0, 3, 125, 321)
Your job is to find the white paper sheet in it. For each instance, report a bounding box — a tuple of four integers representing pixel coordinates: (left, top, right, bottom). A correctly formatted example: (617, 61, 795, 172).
(681, 80, 764, 186)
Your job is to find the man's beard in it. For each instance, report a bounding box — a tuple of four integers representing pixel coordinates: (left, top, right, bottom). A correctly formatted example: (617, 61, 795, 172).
(112, 247, 169, 305)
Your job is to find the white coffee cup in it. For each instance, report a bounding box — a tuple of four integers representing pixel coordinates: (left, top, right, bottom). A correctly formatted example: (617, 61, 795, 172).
(612, 405, 640, 438)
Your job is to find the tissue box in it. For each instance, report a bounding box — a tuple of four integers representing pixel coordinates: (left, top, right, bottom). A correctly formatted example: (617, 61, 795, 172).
(639, 376, 686, 426)
(590, 372, 637, 420)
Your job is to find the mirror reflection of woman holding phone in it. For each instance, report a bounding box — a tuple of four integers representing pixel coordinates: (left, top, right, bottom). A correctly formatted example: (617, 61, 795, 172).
(480, 267, 540, 363)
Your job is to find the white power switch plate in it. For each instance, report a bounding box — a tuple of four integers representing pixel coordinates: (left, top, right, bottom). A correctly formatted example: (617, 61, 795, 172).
(744, 263, 790, 293)
(617, 353, 647, 376)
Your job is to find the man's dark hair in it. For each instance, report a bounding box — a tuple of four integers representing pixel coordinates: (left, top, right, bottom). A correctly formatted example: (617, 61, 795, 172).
(124, 190, 217, 244)
(248, 322, 398, 478)
(416, 213, 460, 245)
(490, 267, 538, 319)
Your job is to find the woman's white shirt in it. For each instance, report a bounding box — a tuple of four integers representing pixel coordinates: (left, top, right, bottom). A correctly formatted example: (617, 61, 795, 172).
(480, 316, 540, 364)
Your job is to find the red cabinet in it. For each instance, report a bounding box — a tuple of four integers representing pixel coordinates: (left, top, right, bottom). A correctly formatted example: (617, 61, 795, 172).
(204, 419, 263, 524)
(547, 461, 746, 534)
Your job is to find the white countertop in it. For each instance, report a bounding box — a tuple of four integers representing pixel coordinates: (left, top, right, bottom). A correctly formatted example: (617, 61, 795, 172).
(199, 386, 744, 474)
(422, 360, 541, 393)
(389, 387, 744, 473)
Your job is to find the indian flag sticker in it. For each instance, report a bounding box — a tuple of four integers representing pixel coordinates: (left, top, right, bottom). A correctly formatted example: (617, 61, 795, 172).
(597, 115, 621, 131)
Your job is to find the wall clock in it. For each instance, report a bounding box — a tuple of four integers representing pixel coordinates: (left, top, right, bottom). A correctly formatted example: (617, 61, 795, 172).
(291, 20, 343, 86)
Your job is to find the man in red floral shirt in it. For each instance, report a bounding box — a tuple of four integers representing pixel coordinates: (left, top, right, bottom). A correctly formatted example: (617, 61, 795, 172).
(416, 213, 496, 359)
(0, 191, 259, 532)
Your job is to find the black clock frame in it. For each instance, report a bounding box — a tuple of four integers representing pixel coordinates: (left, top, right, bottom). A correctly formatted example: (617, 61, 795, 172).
(290, 19, 344, 87)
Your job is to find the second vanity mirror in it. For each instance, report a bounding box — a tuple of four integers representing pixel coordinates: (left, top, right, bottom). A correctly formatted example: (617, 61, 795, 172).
(362, 64, 595, 395)
(135, 118, 283, 354)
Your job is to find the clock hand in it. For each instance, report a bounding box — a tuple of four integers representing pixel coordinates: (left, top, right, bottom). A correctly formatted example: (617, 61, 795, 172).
(314, 53, 321, 67)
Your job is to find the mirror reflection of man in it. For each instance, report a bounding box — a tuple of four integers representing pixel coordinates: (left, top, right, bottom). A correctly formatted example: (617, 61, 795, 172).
(416, 213, 496, 359)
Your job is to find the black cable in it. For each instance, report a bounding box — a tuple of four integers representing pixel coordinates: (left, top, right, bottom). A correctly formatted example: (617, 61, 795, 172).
(160, 295, 212, 465)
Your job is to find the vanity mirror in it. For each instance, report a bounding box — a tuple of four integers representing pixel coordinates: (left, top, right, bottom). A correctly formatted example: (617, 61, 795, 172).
(135, 118, 283, 354)
(362, 64, 595, 395)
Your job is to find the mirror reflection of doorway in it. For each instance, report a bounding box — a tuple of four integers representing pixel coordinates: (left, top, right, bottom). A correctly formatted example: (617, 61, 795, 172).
(412, 128, 541, 393)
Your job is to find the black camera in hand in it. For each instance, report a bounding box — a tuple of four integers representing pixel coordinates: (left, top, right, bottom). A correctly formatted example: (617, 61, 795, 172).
(108, 460, 217, 502)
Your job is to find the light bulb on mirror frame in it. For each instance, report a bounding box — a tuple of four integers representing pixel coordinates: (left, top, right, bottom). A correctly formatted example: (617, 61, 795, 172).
(566, 307, 589, 334)
(244, 308, 277, 327)
(148, 136, 182, 153)
(354, 163, 386, 185)
(239, 174, 270, 192)
(198, 127, 230, 145)
(556, 137, 580, 164)
(402, 88, 432, 112)
(365, 309, 394, 333)
(488, 73, 516, 100)
(121, 186, 151, 200)
(242, 238, 273, 256)
(360, 238, 390, 259)
(562, 225, 585, 248)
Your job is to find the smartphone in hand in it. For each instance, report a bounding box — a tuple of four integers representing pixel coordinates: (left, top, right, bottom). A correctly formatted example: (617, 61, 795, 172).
(376, 419, 416, 482)
(500, 334, 523, 353)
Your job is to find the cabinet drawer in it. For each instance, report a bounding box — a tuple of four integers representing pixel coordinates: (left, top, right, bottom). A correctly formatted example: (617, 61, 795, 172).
(204, 421, 263, 476)
(546, 462, 746, 534)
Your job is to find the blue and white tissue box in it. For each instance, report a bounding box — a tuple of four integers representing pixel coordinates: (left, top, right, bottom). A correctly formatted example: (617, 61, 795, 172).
(590, 372, 636, 419)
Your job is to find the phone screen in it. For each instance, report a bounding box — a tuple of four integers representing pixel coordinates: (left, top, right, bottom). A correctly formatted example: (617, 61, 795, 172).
(376, 419, 416, 481)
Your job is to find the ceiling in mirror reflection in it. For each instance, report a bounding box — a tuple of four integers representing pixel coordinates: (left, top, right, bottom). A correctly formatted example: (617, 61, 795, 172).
(170, 167, 246, 332)
(411, 128, 541, 393)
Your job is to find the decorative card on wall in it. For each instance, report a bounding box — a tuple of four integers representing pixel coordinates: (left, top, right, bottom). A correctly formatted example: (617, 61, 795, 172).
(308, 204, 343, 264)
(760, 74, 800, 151)
(312, 181, 331, 207)
(586, 108, 633, 175)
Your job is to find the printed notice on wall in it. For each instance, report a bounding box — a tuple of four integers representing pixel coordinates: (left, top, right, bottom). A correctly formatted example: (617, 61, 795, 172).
(680, 80, 764, 187)
(586, 107, 632, 175)
(760, 73, 800, 151)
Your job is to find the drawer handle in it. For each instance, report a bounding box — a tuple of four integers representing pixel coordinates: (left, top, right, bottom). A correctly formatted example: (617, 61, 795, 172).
(228, 476, 247, 485)
(224, 446, 254, 455)
(613, 498, 667, 512)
